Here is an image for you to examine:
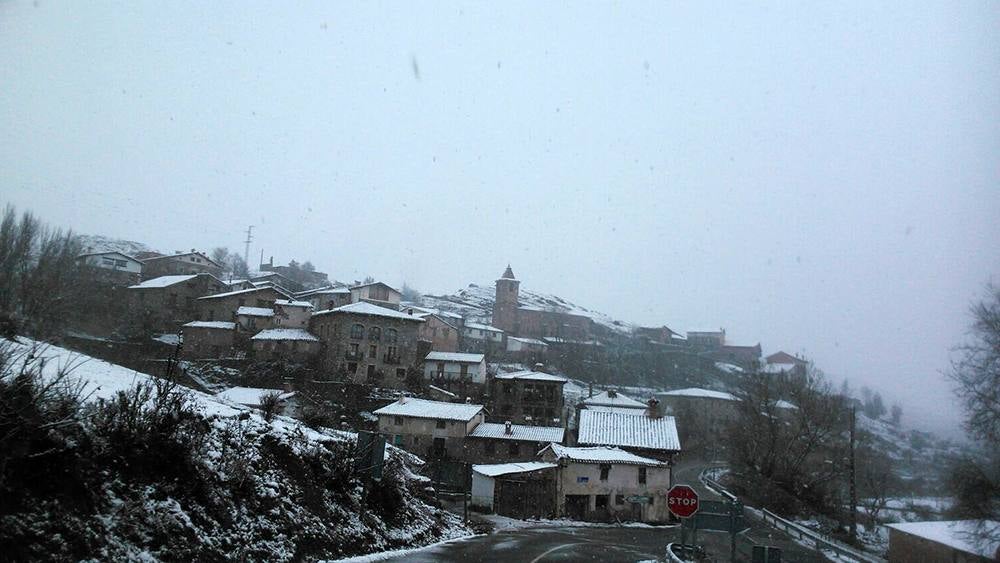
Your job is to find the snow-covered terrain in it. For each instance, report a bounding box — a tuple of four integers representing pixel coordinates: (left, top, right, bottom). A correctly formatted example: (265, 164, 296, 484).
(77, 234, 157, 257)
(1, 337, 469, 561)
(422, 283, 636, 335)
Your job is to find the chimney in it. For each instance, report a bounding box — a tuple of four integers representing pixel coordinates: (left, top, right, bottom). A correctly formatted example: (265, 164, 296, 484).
(588, 381, 593, 398)
(191, 248, 196, 253)
(504, 420, 512, 435)
(607, 389, 617, 398)
(646, 398, 662, 419)
(534, 362, 545, 373)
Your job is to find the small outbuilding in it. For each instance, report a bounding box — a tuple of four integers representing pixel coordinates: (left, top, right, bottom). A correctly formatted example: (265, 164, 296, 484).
(886, 520, 1000, 563)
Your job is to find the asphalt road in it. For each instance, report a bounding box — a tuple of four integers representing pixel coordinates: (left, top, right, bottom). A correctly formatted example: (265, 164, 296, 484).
(376, 526, 673, 562)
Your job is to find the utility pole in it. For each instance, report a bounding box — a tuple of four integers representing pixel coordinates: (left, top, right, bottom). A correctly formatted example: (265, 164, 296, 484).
(243, 225, 254, 267)
(849, 404, 857, 542)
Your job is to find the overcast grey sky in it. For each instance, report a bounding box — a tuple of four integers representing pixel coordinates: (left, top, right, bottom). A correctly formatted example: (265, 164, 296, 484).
(2, 1, 998, 435)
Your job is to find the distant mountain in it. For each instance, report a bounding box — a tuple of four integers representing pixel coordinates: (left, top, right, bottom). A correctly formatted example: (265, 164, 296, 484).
(421, 283, 636, 335)
(76, 234, 157, 258)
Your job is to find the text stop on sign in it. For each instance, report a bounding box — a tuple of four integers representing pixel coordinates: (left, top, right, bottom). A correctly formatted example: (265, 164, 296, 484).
(666, 484, 700, 518)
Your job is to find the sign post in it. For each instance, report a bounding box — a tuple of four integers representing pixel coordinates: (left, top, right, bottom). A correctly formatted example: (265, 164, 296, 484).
(667, 485, 700, 549)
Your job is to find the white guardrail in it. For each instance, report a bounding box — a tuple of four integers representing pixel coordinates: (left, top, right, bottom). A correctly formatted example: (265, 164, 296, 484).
(699, 469, 886, 563)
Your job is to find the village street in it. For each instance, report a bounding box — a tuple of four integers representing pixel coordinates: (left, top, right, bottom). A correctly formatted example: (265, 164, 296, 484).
(374, 525, 672, 562)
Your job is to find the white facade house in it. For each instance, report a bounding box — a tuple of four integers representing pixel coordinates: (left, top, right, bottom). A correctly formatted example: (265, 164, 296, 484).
(540, 444, 673, 523)
(77, 251, 143, 273)
(463, 322, 504, 343)
(423, 351, 487, 384)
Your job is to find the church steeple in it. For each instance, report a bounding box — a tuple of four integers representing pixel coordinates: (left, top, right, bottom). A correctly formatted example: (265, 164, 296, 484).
(493, 264, 520, 333)
(500, 264, 516, 280)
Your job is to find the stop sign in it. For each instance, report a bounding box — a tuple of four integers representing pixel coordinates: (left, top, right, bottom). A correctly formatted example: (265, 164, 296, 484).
(666, 485, 700, 518)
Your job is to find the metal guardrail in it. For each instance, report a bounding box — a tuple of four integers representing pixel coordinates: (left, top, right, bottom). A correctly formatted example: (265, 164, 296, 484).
(698, 469, 886, 563)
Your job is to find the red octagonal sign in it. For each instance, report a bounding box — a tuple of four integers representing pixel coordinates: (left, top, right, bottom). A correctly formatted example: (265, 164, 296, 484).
(666, 485, 700, 518)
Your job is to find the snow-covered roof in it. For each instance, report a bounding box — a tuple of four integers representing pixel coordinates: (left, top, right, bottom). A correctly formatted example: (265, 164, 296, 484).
(584, 405, 650, 416)
(215, 387, 295, 406)
(313, 301, 424, 322)
(374, 397, 483, 421)
(78, 250, 141, 262)
(473, 461, 556, 478)
(128, 274, 198, 289)
(543, 444, 667, 467)
(582, 390, 647, 409)
(542, 337, 602, 346)
(464, 322, 504, 333)
(182, 321, 236, 330)
(761, 363, 797, 374)
(197, 286, 288, 300)
(236, 306, 274, 317)
(659, 388, 737, 401)
(427, 385, 457, 398)
(507, 336, 548, 346)
(577, 410, 681, 452)
(468, 422, 565, 443)
(425, 352, 485, 364)
(250, 328, 319, 342)
(493, 370, 568, 383)
(886, 520, 1000, 558)
(349, 281, 401, 294)
(274, 299, 313, 308)
(715, 362, 744, 374)
(774, 400, 798, 410)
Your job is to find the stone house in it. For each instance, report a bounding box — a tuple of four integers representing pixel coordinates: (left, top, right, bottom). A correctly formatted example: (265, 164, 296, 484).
(762, 350, 809, 377)
(655, 388, 739, 451)
(251, 328, 320, 362)
(349, 281, 401, 309)
(575, 409, 681, 463)
(416, 313, 460, 353)
(461, 322, 505, 355)
(196, 286, 290, 322)
(235, 306, 274, 331)
(465, 421, 564, 463)
(180, 321, 236, 359)
(540, 444, 673, 523)
(310, 301, 424, 386)
(885, 520, 999, 563)
(272, 299, 313, 328)
(506, 336, 549, 356)
(300, 286, 352, 311)
(633, 325, 686, 346)
(423, 352, 487, 396)
(140, 250, 223, 278)
(127, 273, 226, 332)
(374, 397, 484, 460)
(491, 370, 568, 426)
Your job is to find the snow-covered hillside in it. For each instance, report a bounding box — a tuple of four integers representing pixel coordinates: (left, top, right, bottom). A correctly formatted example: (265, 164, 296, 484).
(422, 283, 636, 335)
(0, 338, 468, 561)
(77, 234, 157, 257)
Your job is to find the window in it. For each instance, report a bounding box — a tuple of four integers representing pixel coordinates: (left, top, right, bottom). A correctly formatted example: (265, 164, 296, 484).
(432, 437, 446, 457)
(508, 443, 519, 456)
(394, 416, 403, 426)
(393, 435, 403, 446)
(436, 419, 446, 429)
(115, 259, 127, 267)
(595, 495, 609, 509)
(638, 467, 647, 485)
(349, 342, 359, 355)
(368, 326, 381, 341)
(368, 344, 377, 359)
(385, 328, 398, 343)
(386, 345, 398, 360)
(350, 324, 364, 339)
(599, 464, 610, 481)
(616, 494, 625, 505)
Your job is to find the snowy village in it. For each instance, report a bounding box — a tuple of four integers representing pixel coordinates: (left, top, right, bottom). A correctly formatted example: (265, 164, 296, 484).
(3, 2, 999, 562)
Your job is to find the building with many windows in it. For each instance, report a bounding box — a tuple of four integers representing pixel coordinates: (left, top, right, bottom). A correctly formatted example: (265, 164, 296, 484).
(374, 397, 484, 460)
(310, 301, 424, 386)
(490, 370, 568, 426)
